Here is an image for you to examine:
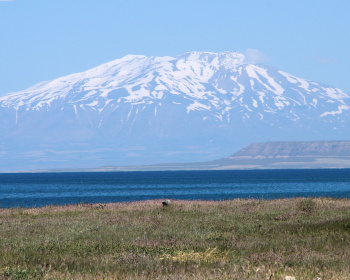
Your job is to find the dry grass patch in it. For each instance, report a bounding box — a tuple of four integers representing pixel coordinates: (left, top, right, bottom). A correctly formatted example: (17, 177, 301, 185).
(1, 198, 350, 279)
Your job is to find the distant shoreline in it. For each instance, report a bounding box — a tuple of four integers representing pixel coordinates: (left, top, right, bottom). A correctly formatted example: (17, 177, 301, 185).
(0, 196, 349, 210)
(3, 165, 350, 174)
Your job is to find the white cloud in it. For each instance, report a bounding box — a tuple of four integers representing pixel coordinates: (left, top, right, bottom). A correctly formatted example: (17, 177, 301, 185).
(243, 49, 271, 64)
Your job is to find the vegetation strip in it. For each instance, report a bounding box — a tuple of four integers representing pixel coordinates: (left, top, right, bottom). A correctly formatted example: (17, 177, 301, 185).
(1, 198, 350, 279)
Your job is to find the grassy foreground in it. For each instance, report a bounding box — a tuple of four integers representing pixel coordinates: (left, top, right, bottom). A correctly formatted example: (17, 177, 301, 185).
(1, 198, 350, 279)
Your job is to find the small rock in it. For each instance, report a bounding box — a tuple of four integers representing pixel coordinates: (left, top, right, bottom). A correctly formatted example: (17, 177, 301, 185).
(162, 199, 171, 206)
(285, 277, 296, 280)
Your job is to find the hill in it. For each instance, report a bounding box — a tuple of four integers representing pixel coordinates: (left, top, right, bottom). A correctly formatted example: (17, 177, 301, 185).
(35, 140, 350, 172)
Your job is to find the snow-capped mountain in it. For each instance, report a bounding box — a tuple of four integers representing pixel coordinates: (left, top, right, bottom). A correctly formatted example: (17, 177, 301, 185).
(1, 51, 349, 171)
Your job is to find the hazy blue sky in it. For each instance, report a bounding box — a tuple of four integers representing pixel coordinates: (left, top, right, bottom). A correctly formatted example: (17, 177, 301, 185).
(1, 0, 349, 95)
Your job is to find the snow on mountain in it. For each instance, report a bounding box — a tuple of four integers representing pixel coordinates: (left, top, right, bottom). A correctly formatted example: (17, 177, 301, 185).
(1, 51, 348, 118)
(0, 51, 349, 171)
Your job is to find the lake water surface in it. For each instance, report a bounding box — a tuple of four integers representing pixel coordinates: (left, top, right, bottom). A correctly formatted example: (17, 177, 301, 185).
(1, 169, 350, 208)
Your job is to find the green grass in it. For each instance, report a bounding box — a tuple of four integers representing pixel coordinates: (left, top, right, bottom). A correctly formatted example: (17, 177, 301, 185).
(1, 198, 350, 279)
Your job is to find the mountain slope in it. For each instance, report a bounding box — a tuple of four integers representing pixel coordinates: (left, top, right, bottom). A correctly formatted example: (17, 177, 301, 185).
(231, 141, 350, 158)
(0, 51, 349, 171)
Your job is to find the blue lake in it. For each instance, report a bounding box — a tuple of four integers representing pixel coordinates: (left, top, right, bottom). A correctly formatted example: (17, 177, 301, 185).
(1, 169, 350, 208)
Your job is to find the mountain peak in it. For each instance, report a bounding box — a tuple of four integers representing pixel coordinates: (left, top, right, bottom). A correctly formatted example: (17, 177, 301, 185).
(177, 51, 245, 68)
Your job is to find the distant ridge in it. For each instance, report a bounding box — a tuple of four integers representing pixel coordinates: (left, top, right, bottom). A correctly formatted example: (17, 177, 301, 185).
(29, 140, 350, 173)
(231, 141, 350, 158)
